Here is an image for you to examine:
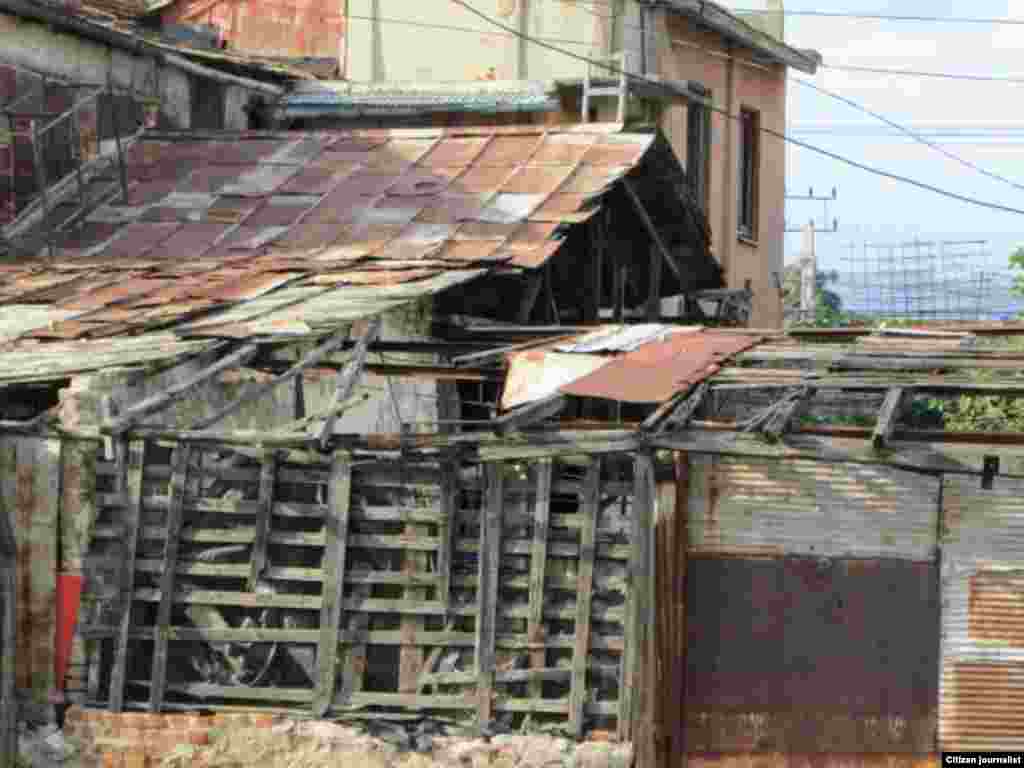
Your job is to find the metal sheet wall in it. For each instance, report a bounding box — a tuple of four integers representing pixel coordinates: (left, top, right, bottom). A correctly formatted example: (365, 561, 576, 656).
(940, 475, 1024, 750)
(688, 456, 940, 560)
(0, 437, 60, 699)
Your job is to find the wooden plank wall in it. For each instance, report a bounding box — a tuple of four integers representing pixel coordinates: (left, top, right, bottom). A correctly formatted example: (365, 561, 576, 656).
(78, 441, 637, 734)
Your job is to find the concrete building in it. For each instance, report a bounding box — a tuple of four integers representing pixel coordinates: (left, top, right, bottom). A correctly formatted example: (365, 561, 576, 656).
(332, 0, 818, 328)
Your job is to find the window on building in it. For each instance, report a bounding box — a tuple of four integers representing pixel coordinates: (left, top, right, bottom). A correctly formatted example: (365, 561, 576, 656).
(737, 107, 760, 240)
(686, 96, 711, 211)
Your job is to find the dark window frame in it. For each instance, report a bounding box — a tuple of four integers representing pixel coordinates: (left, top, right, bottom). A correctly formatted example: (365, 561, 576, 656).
(737, 106, 760, 241)
(686, 95, 711, 211)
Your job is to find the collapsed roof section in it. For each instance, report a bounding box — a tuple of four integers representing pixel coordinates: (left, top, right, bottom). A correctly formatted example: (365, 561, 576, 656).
(0, 124, 720, 383)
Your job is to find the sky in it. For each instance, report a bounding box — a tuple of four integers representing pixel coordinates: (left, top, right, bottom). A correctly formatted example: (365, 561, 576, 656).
(746, 0, 1024, 306)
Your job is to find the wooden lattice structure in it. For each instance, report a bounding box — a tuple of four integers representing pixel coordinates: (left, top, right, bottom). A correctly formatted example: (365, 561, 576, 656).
(78, 439, 651, 737)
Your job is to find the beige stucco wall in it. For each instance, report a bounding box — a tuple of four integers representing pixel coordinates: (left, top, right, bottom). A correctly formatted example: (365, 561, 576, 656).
(657, 15, 787, 328)
(345, 0, 614, 82)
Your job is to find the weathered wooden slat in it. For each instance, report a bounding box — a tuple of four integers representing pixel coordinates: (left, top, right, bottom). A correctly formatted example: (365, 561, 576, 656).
(418, 666, 572, 688)
(569, 459, 600, 737)
(455, 538, 631, 561)
(319, 317, 381, 449)
(436, 457, 457, 613)
(872, 387, 906, 452)
(249, 454, 279, 591)
(192, 326, 354, 430)
(158, 683, 313, 702)
(620, 452, 654, 740)
(527, 459, 552, 700)
(149, 444, 191, 712)
(476, 463, 503, 730)
(493, 395, 567, 435)
(313, 453, 352, 717)
(106, 344, 260, 435)
(338, 583, 372, 704)
(98, 626, 625, 651)
(349, 534, 441, 551)
(399, 462, 430, 694)
(108, 440, 145, 712)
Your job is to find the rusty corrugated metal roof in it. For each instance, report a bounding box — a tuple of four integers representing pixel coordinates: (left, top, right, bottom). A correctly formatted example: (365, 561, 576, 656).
(559, 330, 761, 404)
(0, 125, 657, 360)
(500, 326, 761, 408)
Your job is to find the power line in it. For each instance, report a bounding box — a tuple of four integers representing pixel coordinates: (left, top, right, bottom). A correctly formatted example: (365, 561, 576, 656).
(448, 0, 1024, 217)
(821, 63, 1024, 84)
(793, 77, 1024, 194)
(346, 13, 594, 47)
(729, 9, 1024, 25)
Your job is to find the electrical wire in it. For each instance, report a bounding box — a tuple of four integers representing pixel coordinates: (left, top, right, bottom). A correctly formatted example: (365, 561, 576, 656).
(448, 0, 1024, 217)
(728, 9, 1024, 25)
(345, 13, 594, 47)
(821, 63, 1024, 85)
(793, 77, 1024, 194)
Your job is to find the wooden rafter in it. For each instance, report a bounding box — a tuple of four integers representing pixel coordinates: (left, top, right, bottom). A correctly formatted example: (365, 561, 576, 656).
(105, 343, 260, 436)
(318, 318, 382, 450)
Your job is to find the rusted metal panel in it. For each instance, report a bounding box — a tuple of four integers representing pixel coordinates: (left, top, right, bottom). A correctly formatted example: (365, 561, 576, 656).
(502, 351, 609, 410)
(0, 126, 676, 360)
(685, 556, 939, 753)
(687, 456, 940, 560)
(561, 333, 760, 404)
(939, 474, 1024, 751)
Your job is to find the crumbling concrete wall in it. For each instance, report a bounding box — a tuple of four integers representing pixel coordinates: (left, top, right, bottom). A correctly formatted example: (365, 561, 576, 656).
(59, 708, 633, 768)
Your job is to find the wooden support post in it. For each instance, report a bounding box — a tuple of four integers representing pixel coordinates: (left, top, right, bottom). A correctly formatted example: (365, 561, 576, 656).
(437, 455, 457, 613)
(623, 177, 687, 287)
(193, 328, 352, 431)
(313, 452, 352, 716)
(763, 386, 815, 440)
(338, 583, 371, 703)
(293, 375, 306, 421)
(585, 211, 606, 323)
(544, 262, 560, 325)
(399, 461, 428, 693)
(620, 451, 655, 740)
(646, 243, 663, 321)
(149, 443, 191, 712)
(319, 318, 382, 449)
(109, 439, 145, 712)
(108, 88, 128, 202)
(517, 272, 544, 325)
(106, 343, 260, 435)
(248, 453, 278, 590)
(526, 459, 552, 700)
(71, 108, 87, 213)
(29, 119, 54, 258)
(613, 261, 626, 323)
(475, 463, 504, 731)
(569, 459, 600, 737)
(0, 488, 17, 766)
(493, 395, 567, 435)
(873, 387, 906, 452)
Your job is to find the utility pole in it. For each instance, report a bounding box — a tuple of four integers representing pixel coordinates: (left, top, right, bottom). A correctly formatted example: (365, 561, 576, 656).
(787, 187, 840, 324)
(799, 222, 816, 322)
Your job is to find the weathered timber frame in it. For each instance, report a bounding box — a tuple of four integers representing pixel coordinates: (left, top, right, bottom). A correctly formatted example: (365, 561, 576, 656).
(77, 438, 638, 736)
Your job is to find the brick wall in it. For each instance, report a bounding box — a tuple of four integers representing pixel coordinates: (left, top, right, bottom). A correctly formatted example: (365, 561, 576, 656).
(64, 707, 277, 768)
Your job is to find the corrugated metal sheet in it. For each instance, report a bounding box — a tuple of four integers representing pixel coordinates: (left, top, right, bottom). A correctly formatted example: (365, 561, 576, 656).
(685, 556, 939, 754)
(281, 80, 560, 119)
(939, 475, 1024, 750)
(501, 351, 609, 410)
(553, 323, 701, 353)
(687, 456, 940, 560)
(0, 126, 669, 373)
(561, 332, 760, 404)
